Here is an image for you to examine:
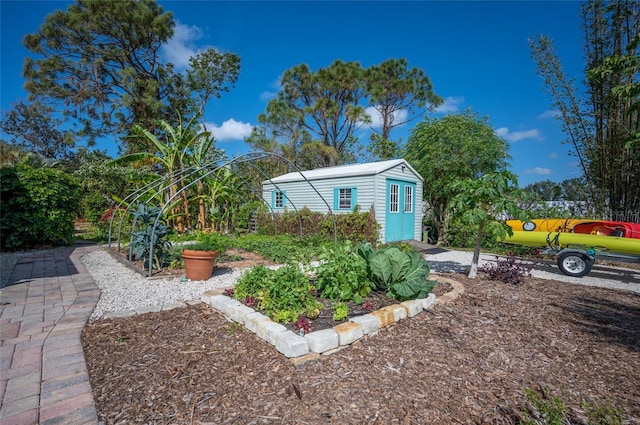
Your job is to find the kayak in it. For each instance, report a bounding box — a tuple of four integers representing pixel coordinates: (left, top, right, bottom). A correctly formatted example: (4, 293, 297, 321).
(506, 219, 640, 239)
(572, 221, 640, 239)
(501, 230, 640, 256)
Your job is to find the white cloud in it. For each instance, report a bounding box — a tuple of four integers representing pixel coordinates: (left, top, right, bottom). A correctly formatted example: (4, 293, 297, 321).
(363, 106, 408, 129)
(161, 22, 212, 70)
(548, 151, 558, 159)
(206, 119, 254, 141)
(523, 167, 552, 175)
(495, 127, 541, 142)
(434, 96, 464, 113)
(538, 109, 560, 119)
(260, 76, 282, 101)
(260, 91, 278, 101)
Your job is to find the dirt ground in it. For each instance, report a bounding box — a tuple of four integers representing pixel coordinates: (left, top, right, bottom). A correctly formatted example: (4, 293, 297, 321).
(81, 251, 640, 425)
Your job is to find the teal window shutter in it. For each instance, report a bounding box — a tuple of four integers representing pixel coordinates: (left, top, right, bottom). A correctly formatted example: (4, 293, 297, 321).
(351, 187, 357, 211)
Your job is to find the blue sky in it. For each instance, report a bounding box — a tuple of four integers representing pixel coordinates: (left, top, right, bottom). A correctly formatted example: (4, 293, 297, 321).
(1, 1, 587, 186)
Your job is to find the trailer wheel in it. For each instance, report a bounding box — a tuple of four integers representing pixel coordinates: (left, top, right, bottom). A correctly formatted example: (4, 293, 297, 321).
(557, 252, 593, 277)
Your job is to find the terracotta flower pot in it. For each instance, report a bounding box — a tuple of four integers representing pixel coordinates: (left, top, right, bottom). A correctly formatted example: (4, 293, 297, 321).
(182, 249, 219, 281)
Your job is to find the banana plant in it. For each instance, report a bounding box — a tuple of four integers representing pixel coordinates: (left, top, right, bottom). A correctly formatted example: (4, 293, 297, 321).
(184, 131, 225, 230)
(109, 112, 215, 233)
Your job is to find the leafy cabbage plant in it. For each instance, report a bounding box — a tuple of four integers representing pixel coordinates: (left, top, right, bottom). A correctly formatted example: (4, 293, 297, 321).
(357, 242, 435, 300)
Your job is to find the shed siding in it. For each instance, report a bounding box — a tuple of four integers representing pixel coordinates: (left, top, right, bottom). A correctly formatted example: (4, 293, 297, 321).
(262, 175, 377, 214)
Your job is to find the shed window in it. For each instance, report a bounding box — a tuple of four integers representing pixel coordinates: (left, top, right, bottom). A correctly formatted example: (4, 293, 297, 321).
(272, 191, 286, 209)
(389, 183, 399, 213)
(334, 187, 357, 211)
(404, 185, 413, 213)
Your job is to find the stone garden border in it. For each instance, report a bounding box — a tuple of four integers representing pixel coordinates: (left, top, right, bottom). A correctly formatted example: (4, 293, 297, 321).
(201, 273, 464, 364)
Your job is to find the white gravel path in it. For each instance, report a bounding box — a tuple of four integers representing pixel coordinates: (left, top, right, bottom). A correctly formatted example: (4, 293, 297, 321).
(82, 249, 249, 321)
(425, 249, 640, 293)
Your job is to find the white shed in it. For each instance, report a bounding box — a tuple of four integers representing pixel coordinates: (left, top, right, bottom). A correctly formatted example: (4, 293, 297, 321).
(261, 159, 423, 244)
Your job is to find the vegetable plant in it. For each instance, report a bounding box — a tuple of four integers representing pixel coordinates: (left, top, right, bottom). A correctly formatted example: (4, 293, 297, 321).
(233, 264, 322, 324)
(357, 242, 435, 300)
(315, 241, 372, 304)
(293, 317, 312, 335)
(130, 203, 172, 270)
(332, 301, 349, 321)
(232, 264, 273, 301)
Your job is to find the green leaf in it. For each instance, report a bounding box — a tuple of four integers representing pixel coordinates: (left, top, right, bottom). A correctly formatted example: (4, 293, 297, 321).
(385, 247, 411, 282)
(369, 251, 393, 288)
(389, 252, 433, 299)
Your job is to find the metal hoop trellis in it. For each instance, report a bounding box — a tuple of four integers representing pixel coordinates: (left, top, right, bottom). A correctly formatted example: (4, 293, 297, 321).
(108, 152, 337, 277)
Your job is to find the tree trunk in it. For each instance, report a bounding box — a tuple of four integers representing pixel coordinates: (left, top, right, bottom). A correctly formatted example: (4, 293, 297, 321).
(436, 209, 450, 246)
(197, 181, 206, 230)
(468, 220, 485, 278)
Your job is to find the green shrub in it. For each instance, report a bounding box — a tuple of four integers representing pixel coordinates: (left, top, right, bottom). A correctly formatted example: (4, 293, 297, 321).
(445, 215, 500, 250)
(319, 206, 380, 245)
(81, 192, 112, 224)
(256, 207, 379, 245)
(1, 164, 81, 251)
(235, 200, 264, 232)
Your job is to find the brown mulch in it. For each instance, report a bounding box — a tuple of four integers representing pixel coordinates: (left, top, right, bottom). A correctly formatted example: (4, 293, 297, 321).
(82, 268, 640, 424)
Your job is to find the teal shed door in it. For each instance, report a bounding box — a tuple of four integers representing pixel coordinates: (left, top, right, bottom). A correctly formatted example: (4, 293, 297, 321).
(385, 179, 416, 242)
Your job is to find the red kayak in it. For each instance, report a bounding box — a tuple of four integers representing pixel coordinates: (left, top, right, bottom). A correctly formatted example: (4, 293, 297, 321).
(572, 220, 640, 239)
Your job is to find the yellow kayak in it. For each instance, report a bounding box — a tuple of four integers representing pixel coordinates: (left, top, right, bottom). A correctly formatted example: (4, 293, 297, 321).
(501, 231, 640, 256)
(506, 219, 592, 233)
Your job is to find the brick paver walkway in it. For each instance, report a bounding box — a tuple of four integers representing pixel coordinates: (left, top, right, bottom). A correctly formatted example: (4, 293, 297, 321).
(0, 243, 100, 425)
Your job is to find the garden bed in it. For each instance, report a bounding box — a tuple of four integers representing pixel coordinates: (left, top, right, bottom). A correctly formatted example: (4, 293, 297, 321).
(272, 281, 452, 334)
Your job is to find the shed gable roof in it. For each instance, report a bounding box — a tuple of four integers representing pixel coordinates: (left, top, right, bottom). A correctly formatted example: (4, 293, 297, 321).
(263, 159, 423, 184)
